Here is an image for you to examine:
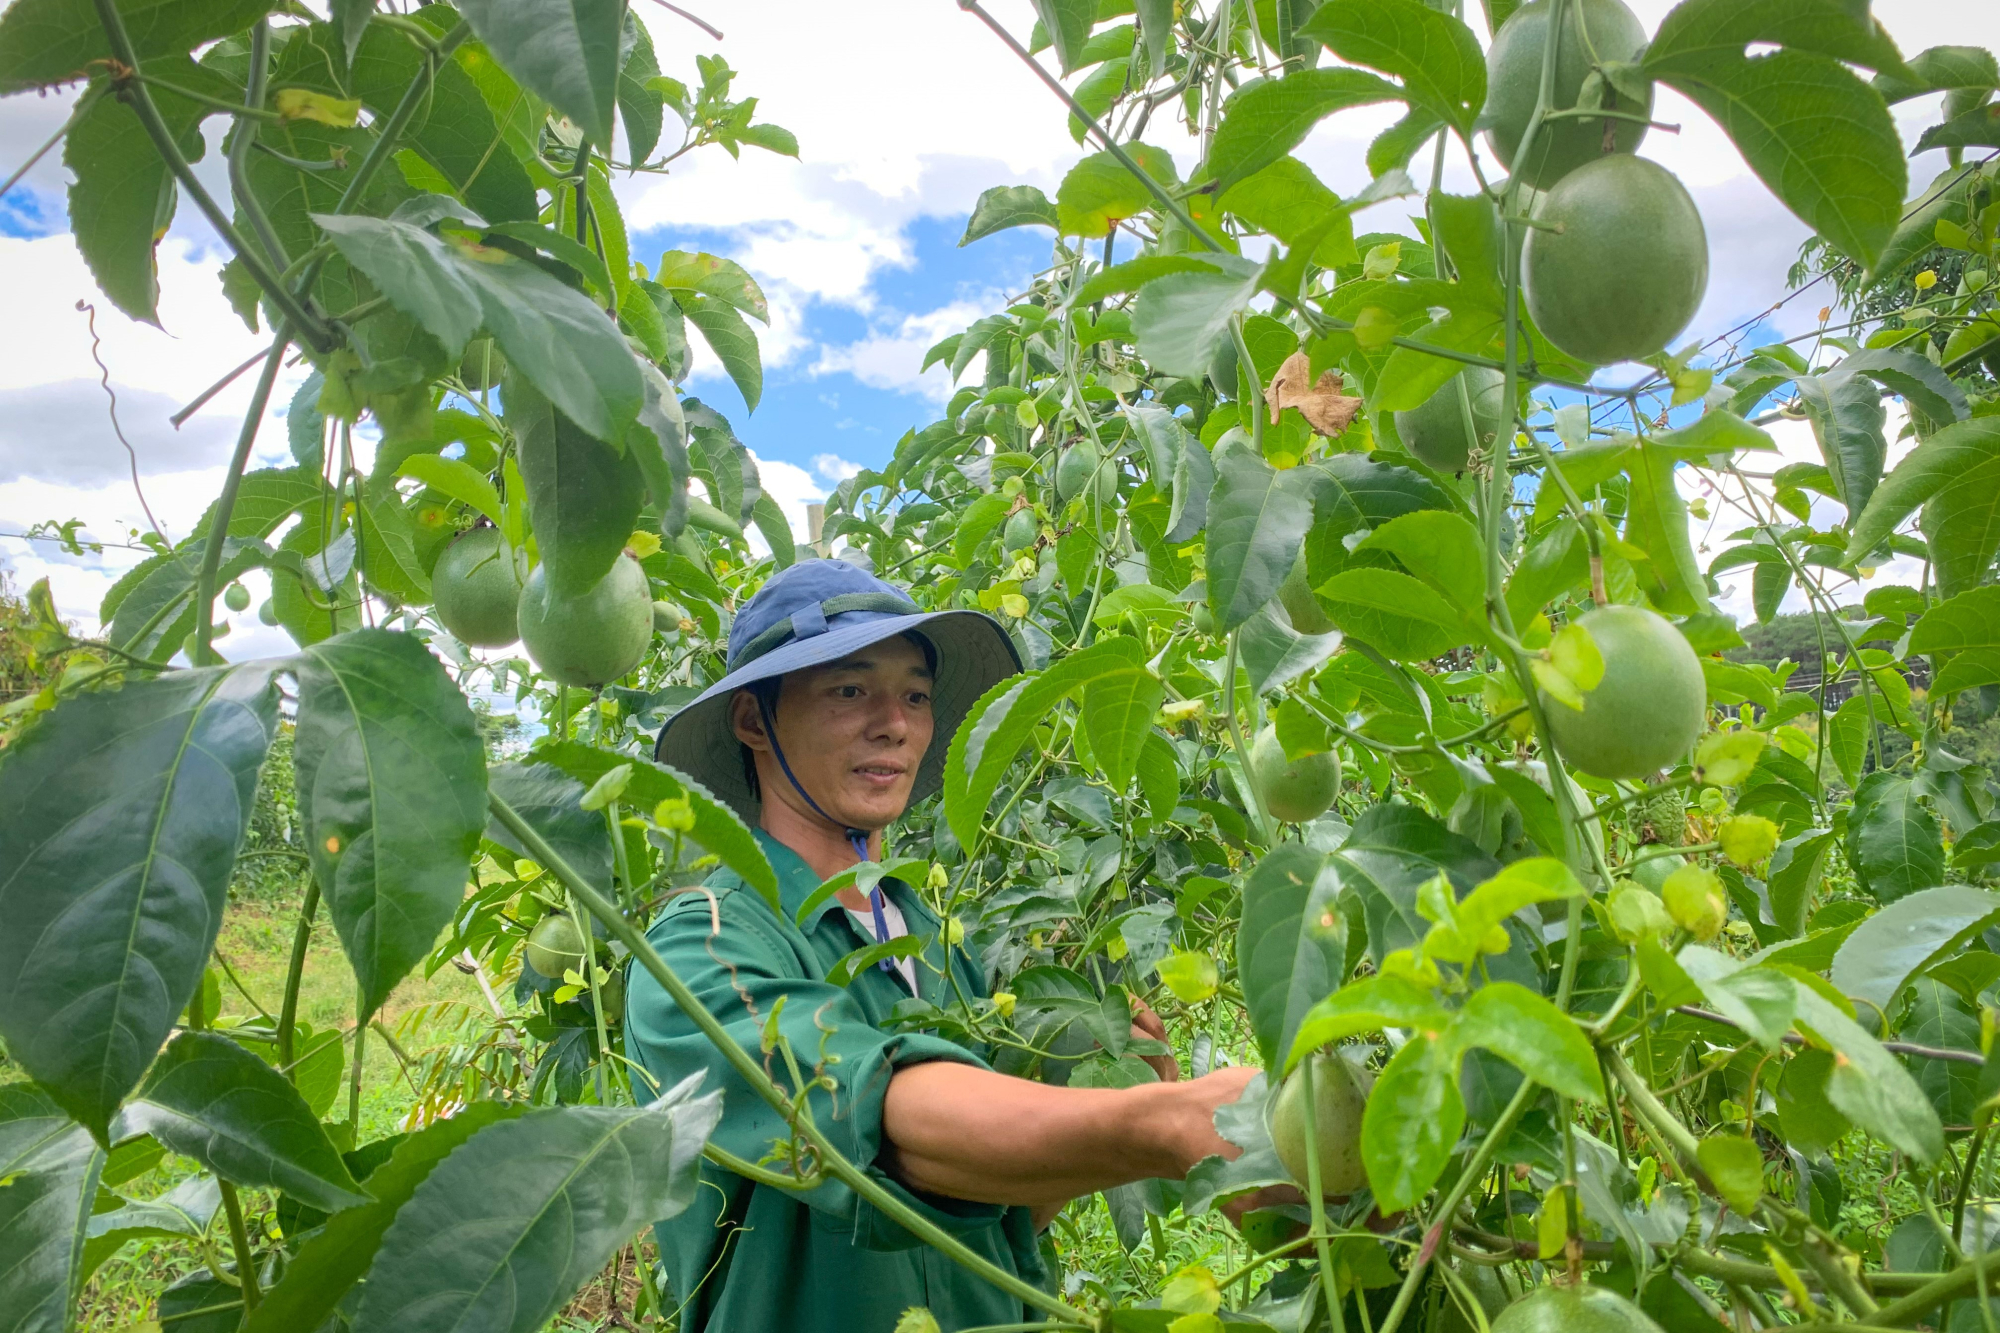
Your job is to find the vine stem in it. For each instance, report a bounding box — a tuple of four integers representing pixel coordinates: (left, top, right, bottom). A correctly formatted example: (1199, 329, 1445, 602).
(87, 0, 328, 345)
(192, 333, 289, 663)
(487, 792, 1094, 1328)
(217, 1180, 262, 1307)
(1297, 1055, 1349, 1333)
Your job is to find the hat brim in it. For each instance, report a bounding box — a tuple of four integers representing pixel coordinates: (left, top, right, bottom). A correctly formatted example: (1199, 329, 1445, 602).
(653, 609, 1023, 822)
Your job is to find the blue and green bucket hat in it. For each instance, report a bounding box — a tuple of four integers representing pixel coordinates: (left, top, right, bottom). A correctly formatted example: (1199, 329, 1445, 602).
(653, 558, 1022, 822)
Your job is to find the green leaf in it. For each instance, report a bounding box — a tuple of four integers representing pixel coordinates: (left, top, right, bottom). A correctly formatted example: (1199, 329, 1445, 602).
(617, 10, 664, 164)
(1653, 49, 1904, 268)
(1912, 587, 2000, 695)
(1695, 1135, 1766, 1214)
(0, 0, 273, 93)
(1205, 67, 1402, 194)
(954, 493, 1012, 568)
(355, 476, 430, 605)
(349, 1089, 722, 1333)
(1082, 657, 1166, 797)
(1360, 1033, 1463, 1212)
(529, 742, 778, 913)
(1678, 948, 1797, 1051)
(1219, 157, 1358, 268)
(0, 667, 277, 1138)
(1843, 424, 2000, 562)
(506, 368, 644, 599)
(1450, 982, 1602, 1104)
(1622, 435, 1712, 615)
(247, 1104, 524, 1333)
(112, 1032, 365, 1212)
(1837, 348, 1969, 428)
(653, 250, 769, 323)
(1921, 462, 2000, 603)
(956, 184, 1064, 246)
(1300, 453, 1452, 573)
(397, 454, 503, 527)
(1792, 985, 1944, 1162)
(1767, 830, 1835, 938)
(1132, 257, 1266, 378)
(349, 25, 537, 224)
(1867, 164, 1986, 283)
(1238, 847, 1345, 1070)
(1204, 453, 1316, 631)
(1055, 143, 1179, 237)
(681, 294, 764, 412)
(66, 61, 228, 324)
(0, 1087, 103, 1333)
(291, 630, 487, 1019)
(314, 213, 642, 446)
(1316, 567, 1469, 660)
(1298, 0, 1486, 133)
(1335, 803, 1501, 966)
(1828, 885, 2000, 1014)
(1848, 771, 1946, 906)
(1029, 0, 1095, 73)
(1285, 973, 1451, 1074)
(1238, 601, 1343, 697)
(827, 935, 927, 988)
(1073, 255, 1223, 308)
(1644, 0, 1910, 79)
(1352, 509, 1483, 612)
(456, 0, 622, 148)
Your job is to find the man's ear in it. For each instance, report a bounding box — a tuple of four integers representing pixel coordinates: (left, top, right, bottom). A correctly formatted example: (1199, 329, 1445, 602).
(730, 690, 771, 751)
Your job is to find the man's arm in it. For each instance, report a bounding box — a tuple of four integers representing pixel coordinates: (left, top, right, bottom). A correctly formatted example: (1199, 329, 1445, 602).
(879, 1063, 1259, 1207)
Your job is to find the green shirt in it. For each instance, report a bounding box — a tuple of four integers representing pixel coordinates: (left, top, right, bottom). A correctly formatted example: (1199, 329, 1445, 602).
(626, 830, 1046, 1332)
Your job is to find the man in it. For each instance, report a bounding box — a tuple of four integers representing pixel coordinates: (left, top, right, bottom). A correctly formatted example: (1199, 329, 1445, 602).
(631, 558, 1259, 1332)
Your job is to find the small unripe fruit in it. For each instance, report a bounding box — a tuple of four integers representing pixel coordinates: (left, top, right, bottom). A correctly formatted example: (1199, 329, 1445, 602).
(257, 599, 279, 627)
(517, 554, 652, 688)
(1249, 725, 1340, 824)
(1002, 508, 1037, 554)
(1268, 1051, 1370, 1196)
(1662, 864, 1727, 941)
(223, 583, 251, 612)
(433, 528, 525, 648)
(1192, 602, 1218, 637)
(525, 912, 587, 979)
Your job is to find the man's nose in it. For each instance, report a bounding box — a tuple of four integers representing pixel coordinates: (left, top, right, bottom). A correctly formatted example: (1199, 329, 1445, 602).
(864, 693, 913, 741)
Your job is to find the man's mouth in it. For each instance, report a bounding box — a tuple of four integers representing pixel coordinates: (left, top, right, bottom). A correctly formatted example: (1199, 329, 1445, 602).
(853, 762, 907, 786)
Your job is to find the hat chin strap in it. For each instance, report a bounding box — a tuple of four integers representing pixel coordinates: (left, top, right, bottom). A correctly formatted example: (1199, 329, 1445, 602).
(756, 694, 900, 978)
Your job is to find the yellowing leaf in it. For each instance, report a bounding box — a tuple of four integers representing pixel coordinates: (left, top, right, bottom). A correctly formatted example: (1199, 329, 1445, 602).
(1530, 656, 1584, 711)
(1695, 729, 1766, 786)
(1158, 949, 1220, 1003)
(893, 1310, 942, 1333)
(626, 530, 663, 559)
(1550, 621, 1605, 692)
(1696, 1135, 1766, 1214)
(1719, 814, 1781, 866)
(1536, 1184, 1568, 1259)
(1663, 864, 1727, 940)
(275, 88, 362, 126)
(1161, 1265, 1222, 1315)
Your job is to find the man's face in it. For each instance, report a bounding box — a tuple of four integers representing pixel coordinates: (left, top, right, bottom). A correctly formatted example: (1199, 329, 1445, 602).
(732, 635, 935, 832)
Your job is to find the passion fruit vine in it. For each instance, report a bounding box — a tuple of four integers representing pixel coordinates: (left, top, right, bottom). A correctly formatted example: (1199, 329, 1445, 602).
(1249, 725, 1341, 824)
(1522, 154, 1709, 366)
(1483, 0, 1654, 191)
(433, 527, 525, 648)
(517, 553, 653, 688)
(1540, 604, 1706, 780)
(1268, 1050, 1370, 1196)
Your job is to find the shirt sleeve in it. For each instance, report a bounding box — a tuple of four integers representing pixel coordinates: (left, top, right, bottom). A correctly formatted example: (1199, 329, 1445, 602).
(625, 883, 1007, 1250)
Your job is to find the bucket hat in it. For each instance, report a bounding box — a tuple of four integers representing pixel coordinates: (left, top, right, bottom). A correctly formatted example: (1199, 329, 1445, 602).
(653, 558, 1022, 823)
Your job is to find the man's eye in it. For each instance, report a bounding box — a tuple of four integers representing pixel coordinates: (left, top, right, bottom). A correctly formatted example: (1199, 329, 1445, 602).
(836, 685, 863, 699)
(908, 691, 932, 707)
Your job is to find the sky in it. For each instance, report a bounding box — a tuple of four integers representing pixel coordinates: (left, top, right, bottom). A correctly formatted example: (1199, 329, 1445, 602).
(0, 0, 1995, 655)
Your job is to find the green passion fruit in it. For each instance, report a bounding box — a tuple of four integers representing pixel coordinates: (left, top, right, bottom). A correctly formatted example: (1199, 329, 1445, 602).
(1055, 440, 1114, 506)
(525, 912, 588, 979)
(1522, 154, 1709, 365)
(1394, 368, 1507, 474)
(1268, 1051, 1370, 1196)
(1250, 725, 1341, 824)
(223, 582, 251, 613)
(1541, 604, 1706, 780)
(517, 553, 652, 688)
(1483, 0, 1653, 191)
(433, 527, 525, 648)
(1491, 1284, 1665, 1333)
(1002, 507, 1038, 554)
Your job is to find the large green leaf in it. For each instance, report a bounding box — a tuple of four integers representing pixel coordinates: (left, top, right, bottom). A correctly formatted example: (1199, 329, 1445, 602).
(350, 1087, 722, 1333)
(1315, 567, 1469, 660)
(617, 9, 664, 164)
(0, 1086, 104, 1333)
(1215, 158, 1358, 267)
(1237, 846, 1346, 1070)
(1081, 651, 1165, 798)
(960, 185, 1060, 246)
(1653, 49, 1904, 268)
(1792, 985, 1944, 1162)
(1285, 974, 1452, 1073)
(680, 294, 764, 412)
(1845, 416, 2000, 561)
(314, 211, 642, 446)
(348, 24, 537, 225)
(1796, 367, 1887, 518)
(1238, 601, 1343, 696)
(1131, 257, 1265, 377)
(1829, 885, 2000, 1015)
(1449, 982, 1601, 1104)
(1300, 453, 1450, 580)
(653, 251, 769, 323)
(247, 1103, 525, 1333)
(1359, 1032, 1462, 1212)
(1622, 435, 1712, 614)
(1847, 771, 1946, 906)
(1644, 0, 1910, 78)
(291, 629, 486, 1019)
(1054, 143, 1178, 237)
(1030, 0, 1095, 74)
(0, 667, 277, 1138)
(1921, 455, 2000, 601)
(1298, 0, 1485, 133)
(1204, 453, 1315, 631)
(456, 0, 622, 148)
(1204, 67, 1401, 193)
(506, 369, 645, 598)
(1911, 587, 2000, 695)
(1351, 509, 1483, 613)
(485, 762, 615, 889)
(1334, 803, 1499, 966)
(65, 60, 229, 324)
(0, 0, 272, 93)
(111, 1032, 365, 1212)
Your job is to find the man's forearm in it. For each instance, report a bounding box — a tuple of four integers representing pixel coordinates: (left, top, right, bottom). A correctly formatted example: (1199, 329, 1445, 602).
(880, 1061, 1251, 1207)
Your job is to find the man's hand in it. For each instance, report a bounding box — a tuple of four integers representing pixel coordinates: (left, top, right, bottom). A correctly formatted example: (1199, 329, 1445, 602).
(1130, 997, 1179, 1082)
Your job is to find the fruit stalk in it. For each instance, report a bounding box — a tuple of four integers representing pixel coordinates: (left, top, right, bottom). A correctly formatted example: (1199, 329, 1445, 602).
(488, 792, 1093, 1326)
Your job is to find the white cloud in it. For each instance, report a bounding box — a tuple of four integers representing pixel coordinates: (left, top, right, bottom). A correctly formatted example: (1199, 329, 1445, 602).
(812, 453, 862, 484)
(809, 297, 998, 404)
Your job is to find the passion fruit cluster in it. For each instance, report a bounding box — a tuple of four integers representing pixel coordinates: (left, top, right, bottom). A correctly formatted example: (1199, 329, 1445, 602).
(429, 527, 654, 688)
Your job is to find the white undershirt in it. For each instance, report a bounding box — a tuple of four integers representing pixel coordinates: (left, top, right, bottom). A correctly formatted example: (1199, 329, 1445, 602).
(845, 894, 919, 993)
